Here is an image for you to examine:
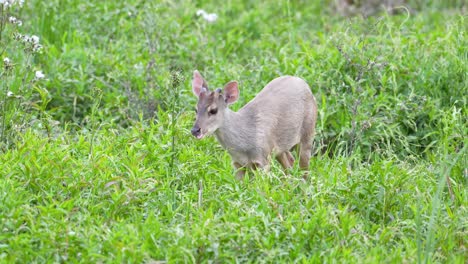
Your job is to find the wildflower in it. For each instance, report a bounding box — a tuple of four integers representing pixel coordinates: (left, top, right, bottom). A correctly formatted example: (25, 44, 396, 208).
(1, 0, 12, 8)
(9, 16, 22, 26)
(196, 9, 218, 23)
(32, 43, 43, 53)
(3, 57, 12, 71)
(7, 91, 14, 97)
(15, 34, 43, 53)
(1, 0, 24, 8)
(31, 35, 39, 44)
(35, 70, 45, 80)
(13, 32, 22, 41)
(8, 16, 22, 26)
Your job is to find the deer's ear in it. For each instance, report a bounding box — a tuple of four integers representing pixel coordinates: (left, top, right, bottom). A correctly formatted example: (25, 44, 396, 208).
(223, 81, 239, 105)
(192, 70, 208, 97)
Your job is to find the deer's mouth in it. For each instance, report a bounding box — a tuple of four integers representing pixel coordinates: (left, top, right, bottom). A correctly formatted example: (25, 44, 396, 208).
(191, 126, 206, 139)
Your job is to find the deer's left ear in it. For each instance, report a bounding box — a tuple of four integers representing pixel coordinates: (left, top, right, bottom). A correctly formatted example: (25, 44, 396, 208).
(223, 81, 239, 105)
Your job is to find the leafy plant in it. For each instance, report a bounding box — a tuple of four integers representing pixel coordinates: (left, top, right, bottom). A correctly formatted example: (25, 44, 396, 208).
(0, 0, 49, 149)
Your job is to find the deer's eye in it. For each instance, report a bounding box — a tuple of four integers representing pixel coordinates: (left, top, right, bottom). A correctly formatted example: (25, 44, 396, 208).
(209, 108, 218, 115)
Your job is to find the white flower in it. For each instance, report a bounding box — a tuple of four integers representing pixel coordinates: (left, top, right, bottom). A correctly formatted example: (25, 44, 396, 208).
(33, 43, 43, 52)
(23, 35, 36, 44)
(17, 34, 43, 52)
(204, 13, 218, 23)
(3, 57, 12, 70)
(21, 34, 29, 42)
(35, 70, 45, 79)
(28, 35, 39, 44)
(13, 32, 22, 40)
(8, 16, 22, 26)
(7, 91, 14, 97)
(196, 9, 218, 23)
(1, 0, 24, 7)
(32, 44, 43, 52)
(31, 35, 39, 44)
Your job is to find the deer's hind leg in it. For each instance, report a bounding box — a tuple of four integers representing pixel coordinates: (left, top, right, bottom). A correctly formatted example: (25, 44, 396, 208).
(299, 108, 317, 174)
(299, 138, 312, 170)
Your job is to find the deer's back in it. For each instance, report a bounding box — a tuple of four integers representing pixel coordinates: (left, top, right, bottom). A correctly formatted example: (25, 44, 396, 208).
(239, 76, 315, 154)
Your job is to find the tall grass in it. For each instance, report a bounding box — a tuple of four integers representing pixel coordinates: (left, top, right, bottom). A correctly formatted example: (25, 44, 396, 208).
(0, 0, 466, 262)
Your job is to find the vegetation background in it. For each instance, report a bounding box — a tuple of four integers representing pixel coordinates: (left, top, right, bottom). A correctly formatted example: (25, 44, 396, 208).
(0, 0, 466, 262)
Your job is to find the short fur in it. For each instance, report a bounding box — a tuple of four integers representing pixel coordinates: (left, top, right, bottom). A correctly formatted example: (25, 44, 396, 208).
(191, 71, 317, 179)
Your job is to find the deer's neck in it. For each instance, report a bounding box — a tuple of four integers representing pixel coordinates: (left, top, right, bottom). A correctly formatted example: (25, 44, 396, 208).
(214, 109, 254, 153)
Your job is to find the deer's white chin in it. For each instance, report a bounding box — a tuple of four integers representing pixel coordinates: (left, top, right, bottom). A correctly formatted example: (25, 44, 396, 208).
(196, 133, 205, 139)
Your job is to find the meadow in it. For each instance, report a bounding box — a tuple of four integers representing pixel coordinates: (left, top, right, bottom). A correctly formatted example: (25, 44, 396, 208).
(0, 0, 466, 262)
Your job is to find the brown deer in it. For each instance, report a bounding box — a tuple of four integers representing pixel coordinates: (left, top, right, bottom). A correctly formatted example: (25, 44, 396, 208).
(190, 70, 317, 179)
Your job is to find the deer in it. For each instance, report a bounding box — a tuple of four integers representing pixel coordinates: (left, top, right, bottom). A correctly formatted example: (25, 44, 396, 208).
(190, 70, 318, 179)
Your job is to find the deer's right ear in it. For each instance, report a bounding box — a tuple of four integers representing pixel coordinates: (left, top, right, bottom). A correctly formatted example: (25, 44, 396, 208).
(223, 81, 239, 105)
(192, 70, 207, 97)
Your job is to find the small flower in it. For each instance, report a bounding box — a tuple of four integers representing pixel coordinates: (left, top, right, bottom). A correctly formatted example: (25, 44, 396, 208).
(13, 32, 22, 40)
(196, 9, 218, 23)
(8, 16, 22, 26)
(19, 34, 29, 43)
(32, 44, 43, 53)
(16, 34, 43, 53)
(1, 0, 24, 8)
(3, 57, 13, 71)
(31, 35, 39, 44)
(35, 70, 45, 80)
(7, 91, 14, 97)
(33, 44, 43, 53)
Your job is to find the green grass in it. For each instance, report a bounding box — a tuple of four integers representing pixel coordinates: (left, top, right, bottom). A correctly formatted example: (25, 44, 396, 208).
(0, 0, 467, 262)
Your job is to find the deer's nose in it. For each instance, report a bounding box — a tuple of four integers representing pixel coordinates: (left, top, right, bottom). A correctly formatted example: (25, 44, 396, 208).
(191, 126, 201, 136)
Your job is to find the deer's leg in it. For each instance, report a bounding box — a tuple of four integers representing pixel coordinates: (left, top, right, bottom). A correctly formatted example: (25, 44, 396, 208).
(299, 141, 312, 170)
(299, 106, 316, 171)
(299, 117, 316, 180)
(233, 162, 246, 180)
(276, 151, 295, 170)
(250, 159, 270, 174)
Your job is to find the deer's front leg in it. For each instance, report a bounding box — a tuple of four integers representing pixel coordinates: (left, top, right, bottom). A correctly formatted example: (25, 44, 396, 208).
(250, 159, 270, 173)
